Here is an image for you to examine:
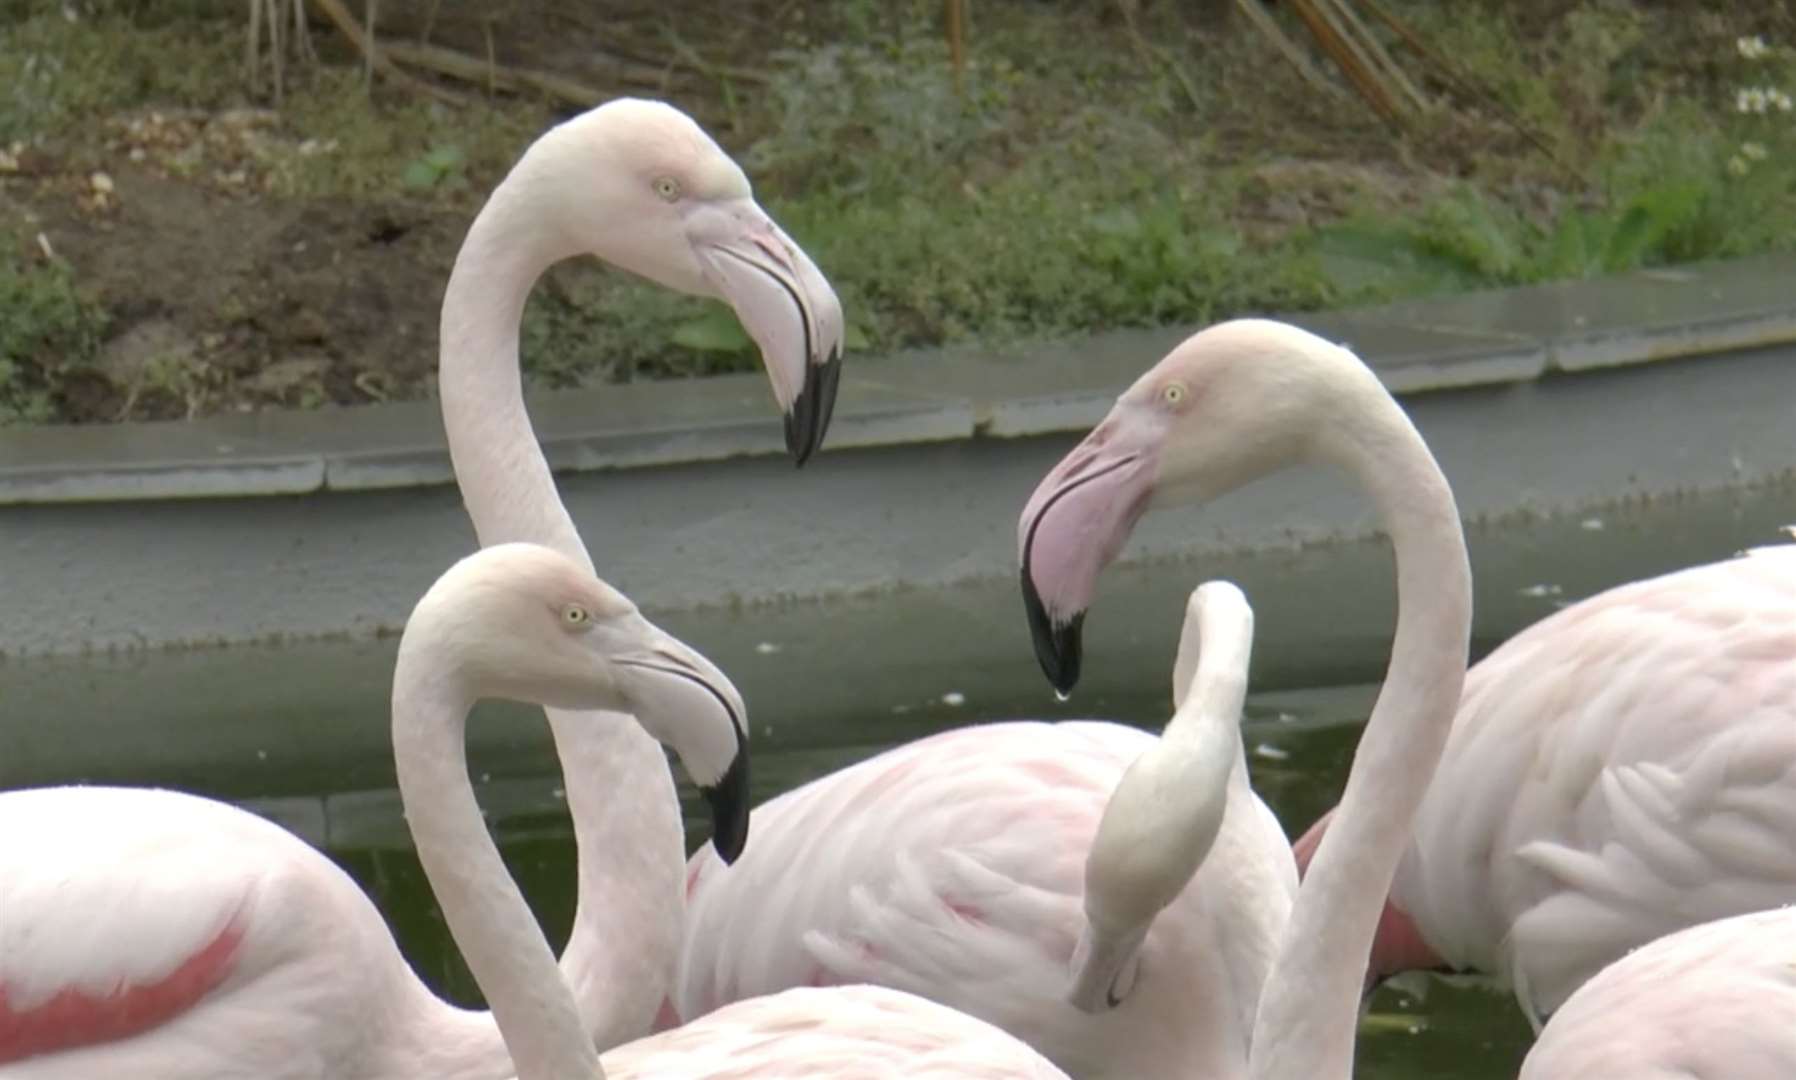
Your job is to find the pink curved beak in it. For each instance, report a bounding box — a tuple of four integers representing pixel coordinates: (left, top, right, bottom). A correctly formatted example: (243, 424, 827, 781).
(1016, 409, 1164, 695)
(687, 200, 845, 466)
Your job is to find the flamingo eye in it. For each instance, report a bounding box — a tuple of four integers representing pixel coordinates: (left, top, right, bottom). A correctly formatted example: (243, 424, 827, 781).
(561, 603, 592, 628)
(1162, 382, 1188, 407)
(653, 176, 681, 202)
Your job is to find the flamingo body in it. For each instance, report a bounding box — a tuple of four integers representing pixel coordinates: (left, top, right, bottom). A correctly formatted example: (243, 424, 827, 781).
(607, 985, 1070, 1079)
(1519, 906, 1796, 1079)
(0, 786, 502, 1080)
(1301, 542, 1796, 1019)
(674, 721, 1294, 1079)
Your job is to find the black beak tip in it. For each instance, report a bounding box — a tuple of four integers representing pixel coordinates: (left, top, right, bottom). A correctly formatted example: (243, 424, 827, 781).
(784, 346, 843, 469)
(700, 749, 751, 865)
(1020, 566, 1084, 696)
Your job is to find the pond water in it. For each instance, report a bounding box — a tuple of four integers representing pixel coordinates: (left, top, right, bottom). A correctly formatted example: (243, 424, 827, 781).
(4, 480, 1794, 1076)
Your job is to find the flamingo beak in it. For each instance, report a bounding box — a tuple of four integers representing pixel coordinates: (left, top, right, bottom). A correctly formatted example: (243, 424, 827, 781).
(688, 200, 845, 467)
(614, 633, 752, 864)
(1017, 410, 1164, 695)
(1068, 924, 1145, 1013)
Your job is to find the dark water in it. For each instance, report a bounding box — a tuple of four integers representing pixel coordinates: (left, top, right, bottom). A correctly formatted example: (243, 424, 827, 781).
(5, 481, 1794, 1076)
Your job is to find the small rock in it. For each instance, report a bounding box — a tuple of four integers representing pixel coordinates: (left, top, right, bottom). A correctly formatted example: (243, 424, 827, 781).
(245, 355, 330, 396)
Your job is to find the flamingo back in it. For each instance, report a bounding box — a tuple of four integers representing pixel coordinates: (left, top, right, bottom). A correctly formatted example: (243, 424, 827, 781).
(1390, 545, 1796, 1018)
(674, 721, 1292, 1080)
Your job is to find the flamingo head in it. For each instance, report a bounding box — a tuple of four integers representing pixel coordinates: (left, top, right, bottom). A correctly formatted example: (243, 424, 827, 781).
(526, 99, 845, 465)
(407, 542, 751, 863)
(1018, 319, 1362, 695)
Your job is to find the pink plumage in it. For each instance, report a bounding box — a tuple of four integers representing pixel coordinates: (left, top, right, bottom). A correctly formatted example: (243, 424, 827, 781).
(0, 785, 519, 1080)
(606, 986, 1070, 1079)
(672, 722, 1294, 1079)
(1298, 540, 1796, 1021)
(1520, 906, 1796, 1078)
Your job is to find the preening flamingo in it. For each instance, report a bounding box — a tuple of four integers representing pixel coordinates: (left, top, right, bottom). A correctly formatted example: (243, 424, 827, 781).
(389, 544, 1068, 1080)
(1291, 538, 1796, 1023)
(671, 360, 1341, 1079)
(0, 545, 748, 1080)
(1018, 318, 1474, 1077)
(671, 640, 1293, 1079)
(0, 98, 843, 1077)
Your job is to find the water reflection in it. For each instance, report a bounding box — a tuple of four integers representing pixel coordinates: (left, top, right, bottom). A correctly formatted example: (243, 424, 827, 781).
(4, 482, 1794, 1076)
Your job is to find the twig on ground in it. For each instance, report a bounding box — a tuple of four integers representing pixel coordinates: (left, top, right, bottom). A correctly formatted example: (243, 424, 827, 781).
(1358, 0, 1584, 183)
(946, 0, 966, 96)
(1234, 0, 1349, 102)
(379, 39, 607, 108)
(310, 0, 466, 104)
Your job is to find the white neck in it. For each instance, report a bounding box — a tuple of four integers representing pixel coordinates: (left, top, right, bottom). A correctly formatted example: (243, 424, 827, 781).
(438, 162, 684, 1046)
(392, 647, 607, 1080)
(1247, 381, 1471, 1079)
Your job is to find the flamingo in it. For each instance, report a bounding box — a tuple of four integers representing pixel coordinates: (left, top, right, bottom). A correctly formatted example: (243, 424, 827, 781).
(1018, 318, 1474, 1077)
(388, 544, 1070, 1080)
(1021, 317, 1796, 1075)
(0, 544, 749, 1079)
(1517, 905, 1796, 1078)
(0, 98, 844, 1076)
(670, 568, 1291, 1073)
(1290, 538, 1796, 1023)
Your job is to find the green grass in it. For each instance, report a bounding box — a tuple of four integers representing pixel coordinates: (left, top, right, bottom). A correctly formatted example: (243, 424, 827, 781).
(0, 240, 108, 424)
(0, 6, 243, 145)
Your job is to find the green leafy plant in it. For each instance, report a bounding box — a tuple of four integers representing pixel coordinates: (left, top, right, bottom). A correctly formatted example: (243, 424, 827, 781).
(401, 144, 466, 192)
(0, 249, 108, 424)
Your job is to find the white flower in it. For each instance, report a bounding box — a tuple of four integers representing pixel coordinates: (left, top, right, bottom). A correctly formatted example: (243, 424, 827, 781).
(1727, 154, 1750, 177)
(1737, 87, 1771, 114)
(1742, 141, 1769, 161)
(1738, 35, 1769, 61)
(1773, 89, 1795, 112)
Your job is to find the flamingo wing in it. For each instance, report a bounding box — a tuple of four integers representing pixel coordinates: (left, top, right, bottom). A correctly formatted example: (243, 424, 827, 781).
(606, 985, 1070, 1078)
(1391, 546, 1796, 1016)
(677, 724, 1135, 1025)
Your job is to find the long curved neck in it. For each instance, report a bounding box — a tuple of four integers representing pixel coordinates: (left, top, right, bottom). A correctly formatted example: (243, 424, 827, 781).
(1248, 385, 1472, 1080)
(440, 182, 588, 565)
(392, 646, 607, 1080)
(439, 168, 686, 1046)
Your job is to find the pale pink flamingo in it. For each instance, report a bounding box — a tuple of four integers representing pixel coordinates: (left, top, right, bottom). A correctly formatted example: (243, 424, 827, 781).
(1018, 318, 1474, 1076)
(385, 544, 1068, 1080)
(0, 544, 749, 1079)
(1288, 538, 1796, 1025)
(1517, 905, 1796, 1078)
(0, 98, 843, 1076)
(671, 635, 1294, 1078)
(669, 562, 1292, 1079)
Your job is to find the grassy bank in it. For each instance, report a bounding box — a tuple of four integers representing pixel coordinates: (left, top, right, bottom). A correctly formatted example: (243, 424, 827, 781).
(0, 1, 1792, 424)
